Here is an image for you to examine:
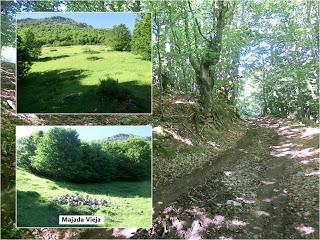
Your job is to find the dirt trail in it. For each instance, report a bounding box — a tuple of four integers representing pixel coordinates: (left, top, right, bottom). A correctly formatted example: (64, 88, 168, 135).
(151, 118, 319, 239)
(153, 127, 253, 216)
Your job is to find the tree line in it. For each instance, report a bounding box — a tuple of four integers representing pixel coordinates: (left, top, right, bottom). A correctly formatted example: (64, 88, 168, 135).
(17, 127, 151, 183)
(18, 17, 109, 47)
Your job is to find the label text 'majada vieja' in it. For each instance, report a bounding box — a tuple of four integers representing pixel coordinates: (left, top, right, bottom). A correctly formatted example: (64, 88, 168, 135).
(59, 215, 104, 225)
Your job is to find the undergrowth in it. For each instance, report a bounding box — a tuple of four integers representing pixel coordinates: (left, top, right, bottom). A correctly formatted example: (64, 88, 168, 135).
(98, 77, 132, 101)
(152, 91, 247, 189)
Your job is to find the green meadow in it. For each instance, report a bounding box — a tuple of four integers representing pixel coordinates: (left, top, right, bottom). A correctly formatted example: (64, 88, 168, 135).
(17, 45, 151, 113)
(16, 168, 152, 228)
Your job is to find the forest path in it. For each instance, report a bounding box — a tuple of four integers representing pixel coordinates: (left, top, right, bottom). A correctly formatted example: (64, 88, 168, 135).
(151, 118, 319, 239)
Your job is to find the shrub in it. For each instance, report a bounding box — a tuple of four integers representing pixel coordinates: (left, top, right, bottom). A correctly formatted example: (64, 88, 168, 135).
(98, 77, 133, 101)
(98, 77, 120, 97)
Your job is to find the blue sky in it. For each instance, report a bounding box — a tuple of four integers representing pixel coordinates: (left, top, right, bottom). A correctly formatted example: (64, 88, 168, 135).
(16, 126, 152, 141)
(16, 12, 138, 31)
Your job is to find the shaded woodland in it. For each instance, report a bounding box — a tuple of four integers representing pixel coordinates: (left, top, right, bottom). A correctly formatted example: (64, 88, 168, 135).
(151, 1, 318, 121)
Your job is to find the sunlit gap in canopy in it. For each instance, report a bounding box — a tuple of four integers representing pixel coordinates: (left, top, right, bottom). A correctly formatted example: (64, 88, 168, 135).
(1, 47, 16, 63)
(234, 8, 283, 119)
(235, 46, 267, 119)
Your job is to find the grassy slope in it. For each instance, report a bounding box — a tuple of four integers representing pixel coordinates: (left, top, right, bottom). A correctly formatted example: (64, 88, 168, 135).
(17, 45, 151, 113)
(16, 168, 152, 228)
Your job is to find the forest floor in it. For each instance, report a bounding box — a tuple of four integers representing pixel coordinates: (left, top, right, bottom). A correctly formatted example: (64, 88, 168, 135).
(149, 117, 319, 239)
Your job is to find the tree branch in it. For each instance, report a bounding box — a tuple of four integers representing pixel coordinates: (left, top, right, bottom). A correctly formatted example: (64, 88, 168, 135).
(187, 1, 211, 43)
(183, 5, 200, 74)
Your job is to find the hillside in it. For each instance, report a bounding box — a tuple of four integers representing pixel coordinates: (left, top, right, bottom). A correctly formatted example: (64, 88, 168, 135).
(16, 45, 152, 113)
(17, 16, 92, 28)
(16, 168, 151, 228)
(101, 133, 150, 142)
(17, 16, 109, 46)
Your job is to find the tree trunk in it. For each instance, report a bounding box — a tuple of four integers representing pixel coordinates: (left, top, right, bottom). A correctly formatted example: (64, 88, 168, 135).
(182, 1, 229, 113)
(197, 60, 213, 109)
(154, 10, 164, 119)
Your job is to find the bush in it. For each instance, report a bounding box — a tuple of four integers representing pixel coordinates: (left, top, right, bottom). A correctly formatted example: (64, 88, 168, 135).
(105, 24, 131, 51)
(98, 77, 120, 97)
(98, 77, 133, 101)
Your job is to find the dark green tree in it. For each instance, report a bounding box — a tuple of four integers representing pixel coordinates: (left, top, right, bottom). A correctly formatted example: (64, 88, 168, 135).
(31, 128, 83, 181)
(16, 130, 44, 171)
(114, 138, 151, 180)
(106, 24, 131, 51)
(131, 13, 151, 60)
(17, 30, 41, 79)
(81, 142, 115, 182)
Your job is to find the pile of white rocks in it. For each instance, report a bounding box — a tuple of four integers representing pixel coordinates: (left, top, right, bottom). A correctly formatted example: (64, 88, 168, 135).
(49, 192, 110, 210)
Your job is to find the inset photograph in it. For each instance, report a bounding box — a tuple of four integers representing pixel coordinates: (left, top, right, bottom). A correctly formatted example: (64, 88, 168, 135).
(16, 126, 152, 228)
(16, 12, 151, 113)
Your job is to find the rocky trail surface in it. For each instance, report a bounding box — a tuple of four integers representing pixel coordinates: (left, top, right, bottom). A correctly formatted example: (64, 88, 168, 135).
(149, 118, 319, 239)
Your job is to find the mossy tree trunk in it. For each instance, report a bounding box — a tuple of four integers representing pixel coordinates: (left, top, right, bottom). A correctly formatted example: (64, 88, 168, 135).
(183, 1, 230, 113)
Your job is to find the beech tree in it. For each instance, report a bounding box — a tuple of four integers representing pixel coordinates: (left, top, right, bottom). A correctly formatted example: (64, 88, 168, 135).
(106, 24, 131, 51)
(16, 130, 44, 171)
(31, 128, 83, 181)
(17, 29, 41, 79)
(131, 13, 151, 60)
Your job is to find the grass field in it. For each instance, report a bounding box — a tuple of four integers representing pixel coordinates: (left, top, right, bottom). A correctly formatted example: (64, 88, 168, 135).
(17, 45, 151, 113)
(16, 168, 152, 228)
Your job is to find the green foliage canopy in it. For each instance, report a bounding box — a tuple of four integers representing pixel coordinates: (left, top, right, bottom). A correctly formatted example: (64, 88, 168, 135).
(105, 138, 151, 181)
(31, 128, 83, 181)
(17, 29, 41, 79)
(16, 130, 44, 171)
(18, 17, 108, 46)
(106, 24, 131, 51)
(17, 127, 151, 183)
(151, 1, 319, 121)
(131, 14, 152, 60)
